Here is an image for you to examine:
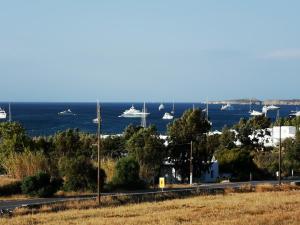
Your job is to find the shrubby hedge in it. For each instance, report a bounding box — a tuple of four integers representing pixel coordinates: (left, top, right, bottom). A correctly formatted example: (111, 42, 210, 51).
(21, 172, 62, 197)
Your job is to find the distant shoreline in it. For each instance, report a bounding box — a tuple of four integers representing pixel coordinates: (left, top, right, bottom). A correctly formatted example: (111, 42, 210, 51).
(208, 99, 300, 106)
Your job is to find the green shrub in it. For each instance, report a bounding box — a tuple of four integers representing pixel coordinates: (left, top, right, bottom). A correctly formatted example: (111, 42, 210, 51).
(21, 172, 62, 197)
(0, 181, 22, 196)
(112, 157, 145, 189)
(59, 156, 106, 192)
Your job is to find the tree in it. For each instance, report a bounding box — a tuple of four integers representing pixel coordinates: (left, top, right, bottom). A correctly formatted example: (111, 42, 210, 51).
(102, 136, 126, 158)
(126, 126, 165, 183)
(219, 127, 236, 150)
(58, 156, 104, 192)
(284, 132, 300, 173)
(167, 109, 211, 182)
(216, 148, 257, 181)
(0, 122, 31, 172)
(234, 116, 271, 148)
(112, 157, 143, 189)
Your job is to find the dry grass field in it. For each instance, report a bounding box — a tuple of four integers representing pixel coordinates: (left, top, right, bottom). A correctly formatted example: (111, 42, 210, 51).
(1, 190, 300, 225)
(0, 176, 18, 186)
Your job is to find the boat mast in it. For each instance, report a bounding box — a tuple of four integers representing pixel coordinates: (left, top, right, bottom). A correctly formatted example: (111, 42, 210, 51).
(141, 102, 147, 128)
(171, 101, 175, 114)
(8, 102, 11, 122)
(206, 100, 209, 121)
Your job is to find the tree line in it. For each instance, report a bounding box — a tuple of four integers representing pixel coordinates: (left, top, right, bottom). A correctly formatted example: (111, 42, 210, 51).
(0, 108, 299, 196)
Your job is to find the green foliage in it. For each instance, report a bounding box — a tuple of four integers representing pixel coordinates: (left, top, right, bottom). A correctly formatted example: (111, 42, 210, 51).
(0, 122, 31, 171)
(21, 172, 62, 197)
(167, 109, 211, 181)
(126, 126, 166, 182)
(51, 129, 95, 159)
(0, 181, 22, 196)
(219, 127, 236, 150)
(112, 157, 144, 189)
(102, 136, 126, 158)
(283, 132, 300, 172)
(58, 156, 104, 192)
(216, 148, 257, 181)
(253, 151, 278, 177)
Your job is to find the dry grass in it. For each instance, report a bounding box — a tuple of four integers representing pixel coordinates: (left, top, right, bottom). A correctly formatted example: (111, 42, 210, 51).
(2, 150, 49, 179)
(2, 190, 300, 225)
(0, 176, 18, 186)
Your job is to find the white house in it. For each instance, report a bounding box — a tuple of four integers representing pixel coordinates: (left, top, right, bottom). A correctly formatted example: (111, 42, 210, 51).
(271, 126, 296, 146)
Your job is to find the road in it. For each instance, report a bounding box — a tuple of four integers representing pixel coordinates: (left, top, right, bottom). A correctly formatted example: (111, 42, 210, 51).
(0, 180, 289, 211)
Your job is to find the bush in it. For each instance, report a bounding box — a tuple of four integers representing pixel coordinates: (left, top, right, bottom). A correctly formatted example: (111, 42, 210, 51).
(21, 172, 62, 197)
(0, 181, 22, 196)
(112, 157, 145, 189)
(59, 156, 106, 192)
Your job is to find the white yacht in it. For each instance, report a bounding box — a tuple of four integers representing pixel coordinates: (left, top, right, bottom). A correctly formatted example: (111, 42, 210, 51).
(93, 118, 98, 123)
(119, 105, 150, 118)
(267, 105, 280, 111)
(221, 103, 234, 111)
(162, 112, 174, 120)
(58, 109, 76, 116)
(158, 103, 165, 111)
(0, 108, 7, 119)
(289, 111, 300, 117)
(262, 105, 280, 113)
(249, 110, 264, 116)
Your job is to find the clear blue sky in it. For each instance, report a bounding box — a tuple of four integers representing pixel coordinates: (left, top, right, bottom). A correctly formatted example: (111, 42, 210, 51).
(1, 1, 300, 102)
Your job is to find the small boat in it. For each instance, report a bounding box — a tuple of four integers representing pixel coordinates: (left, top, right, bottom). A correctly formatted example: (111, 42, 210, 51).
(162, 112, 174, 120)
(93, 118, 98, 123)
(221, 103, 234, 111)
(0, 108, 7, 119)
(119, 105, 150, 118)
(249, 110, 264, 116)
(58, 109, 76, 116)
(158, 103, 165, 111)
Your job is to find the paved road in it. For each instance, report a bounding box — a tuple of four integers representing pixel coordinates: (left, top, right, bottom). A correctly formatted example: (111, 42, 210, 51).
(0, 180, 291, 211)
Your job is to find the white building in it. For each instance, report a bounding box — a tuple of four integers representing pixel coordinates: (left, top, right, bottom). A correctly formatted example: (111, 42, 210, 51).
(271, 126, 296, 146)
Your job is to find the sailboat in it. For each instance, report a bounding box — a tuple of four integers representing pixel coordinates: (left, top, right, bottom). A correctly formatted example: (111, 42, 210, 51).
(162, 102, 174, 120)
(171, 101, 175, 114)
(158, 103, 165, 111)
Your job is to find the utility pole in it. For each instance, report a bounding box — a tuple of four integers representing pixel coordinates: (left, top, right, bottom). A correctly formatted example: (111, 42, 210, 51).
(190, 141, 193, 186)
(279, 117, 282, 185)
(96, 101, 101, 205)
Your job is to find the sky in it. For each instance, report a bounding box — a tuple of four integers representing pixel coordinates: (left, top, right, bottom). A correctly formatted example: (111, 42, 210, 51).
(0, 0, 300, 102)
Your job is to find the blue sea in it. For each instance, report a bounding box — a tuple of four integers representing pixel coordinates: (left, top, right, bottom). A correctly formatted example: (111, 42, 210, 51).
(0, 102, 298, 137)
